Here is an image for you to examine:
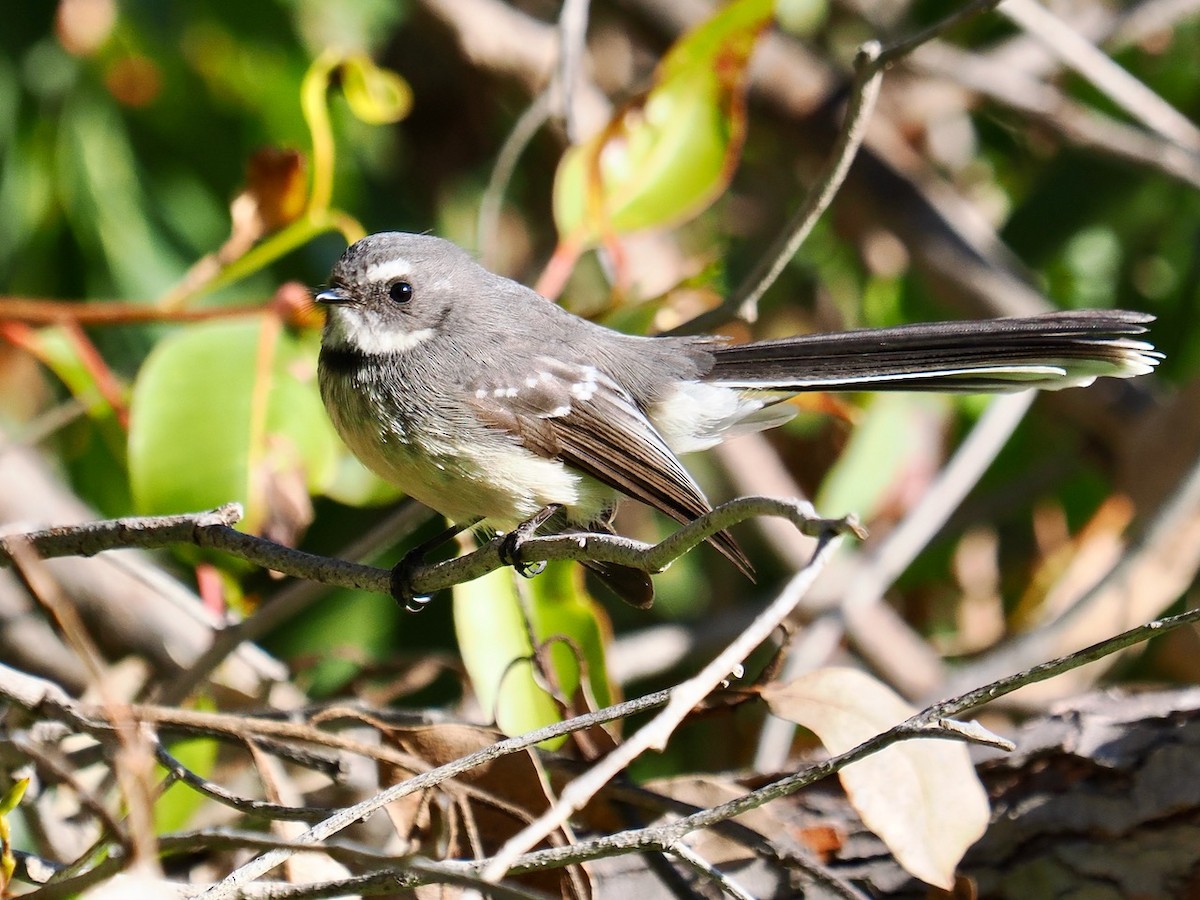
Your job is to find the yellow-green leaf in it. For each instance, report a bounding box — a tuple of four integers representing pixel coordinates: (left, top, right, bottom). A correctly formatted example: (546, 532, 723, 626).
(454, 561, 610, 746)
(552, 0, 773, 249)
(454, 567, 563, 744)
(0, 778, 28, 894)
(0, 779, 27, 818)
(128, 318, 339, 534)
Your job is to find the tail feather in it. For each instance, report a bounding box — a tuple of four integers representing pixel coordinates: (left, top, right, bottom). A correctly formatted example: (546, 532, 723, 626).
(708, 310, 1160, 393)
(581, 560, 656, 609)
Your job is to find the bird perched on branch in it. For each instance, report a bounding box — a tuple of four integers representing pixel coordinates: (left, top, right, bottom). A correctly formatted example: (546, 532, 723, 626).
(316, 232, 1160, 608)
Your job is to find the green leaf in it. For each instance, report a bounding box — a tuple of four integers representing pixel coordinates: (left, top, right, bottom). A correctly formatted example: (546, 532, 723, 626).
(455, 568, 563, 743)
(128, 318, 339, 533)
(454, 562, 610, 746)
(340, 54, 413, 125)
(552, 0, 773, 249)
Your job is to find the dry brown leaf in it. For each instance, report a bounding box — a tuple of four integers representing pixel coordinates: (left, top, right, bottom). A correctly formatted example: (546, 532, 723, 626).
(762, 667, 989, 890)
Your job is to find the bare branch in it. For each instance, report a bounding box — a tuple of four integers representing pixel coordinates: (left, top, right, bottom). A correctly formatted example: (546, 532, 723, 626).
(0, 499, 861, 603)
(1, 505, 242, 562)
(152, 741, 336, 823)
(870, 0, 1001, 63)
(477, 90, 555, 267)
(186, 688, 677, 898)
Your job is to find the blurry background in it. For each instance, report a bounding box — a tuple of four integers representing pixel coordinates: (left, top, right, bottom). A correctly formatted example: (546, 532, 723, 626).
(1, 0, 1199, 769)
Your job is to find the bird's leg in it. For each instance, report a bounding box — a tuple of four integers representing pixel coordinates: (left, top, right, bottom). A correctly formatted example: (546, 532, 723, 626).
(391, 518, 481, 612)
(499, 504, 563, 578)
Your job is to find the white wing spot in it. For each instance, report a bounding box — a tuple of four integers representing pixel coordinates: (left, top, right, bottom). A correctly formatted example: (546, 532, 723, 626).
(569, 366, 599, 401)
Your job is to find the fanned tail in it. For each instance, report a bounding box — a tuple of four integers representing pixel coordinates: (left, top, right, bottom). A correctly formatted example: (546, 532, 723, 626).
(708, 310, 1160, 393)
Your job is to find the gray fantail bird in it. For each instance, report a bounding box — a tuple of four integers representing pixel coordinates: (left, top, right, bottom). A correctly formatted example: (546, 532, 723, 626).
(316, 232, 1161, 608)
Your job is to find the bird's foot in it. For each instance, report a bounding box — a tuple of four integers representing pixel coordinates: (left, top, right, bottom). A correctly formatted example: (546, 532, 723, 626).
(499, 504, 562, 578)
(390, 549, 434, 613)
(389, 518, 480, 613)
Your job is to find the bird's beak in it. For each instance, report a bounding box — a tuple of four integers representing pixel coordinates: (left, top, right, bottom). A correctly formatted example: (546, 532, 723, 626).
(315, 287, 351, 304)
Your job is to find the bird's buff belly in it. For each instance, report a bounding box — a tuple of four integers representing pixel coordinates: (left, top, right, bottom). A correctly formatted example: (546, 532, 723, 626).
(327, 401, 608, 530)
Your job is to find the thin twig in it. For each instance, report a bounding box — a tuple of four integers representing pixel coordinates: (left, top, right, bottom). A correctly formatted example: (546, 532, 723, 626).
(478, 90, 555, 267)
(668, 839, 758, 900)
(876, 0, 1009, 65)
(555, 0, 591, 144)
(477, 0, 590, 265)
(0, 298, 266, 325)
(152, 742, 335, 823)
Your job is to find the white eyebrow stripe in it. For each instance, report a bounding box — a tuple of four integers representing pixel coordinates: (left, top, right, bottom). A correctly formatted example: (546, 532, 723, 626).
(364, 257, 412, 284)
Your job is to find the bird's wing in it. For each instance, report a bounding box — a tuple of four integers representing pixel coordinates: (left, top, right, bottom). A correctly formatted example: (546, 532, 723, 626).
(468, 359, 752, 577)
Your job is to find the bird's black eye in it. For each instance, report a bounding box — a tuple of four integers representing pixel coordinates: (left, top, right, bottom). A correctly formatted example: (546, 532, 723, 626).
(388, 280, 413, 304)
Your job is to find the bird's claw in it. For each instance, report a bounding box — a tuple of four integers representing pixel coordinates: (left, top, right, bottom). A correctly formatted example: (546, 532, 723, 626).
(498, 504, 561, 579)
(390, 549, 432, 613)
(498, 531, 547, 578)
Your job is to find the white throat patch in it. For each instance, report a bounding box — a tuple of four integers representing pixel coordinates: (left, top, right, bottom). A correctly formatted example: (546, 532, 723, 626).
(324, 305, 434, 355)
